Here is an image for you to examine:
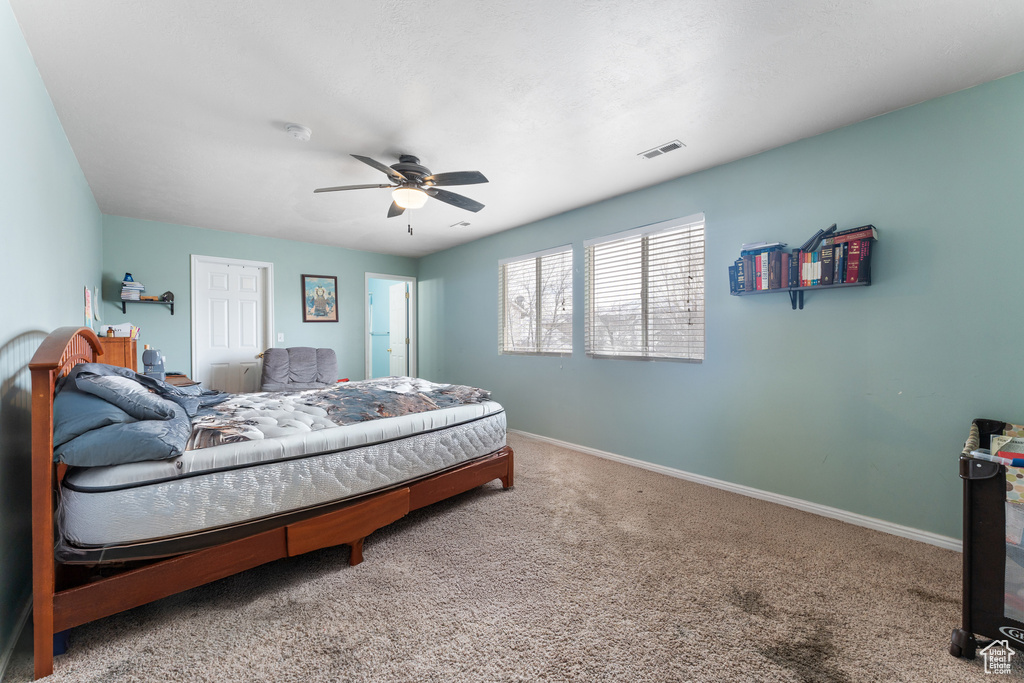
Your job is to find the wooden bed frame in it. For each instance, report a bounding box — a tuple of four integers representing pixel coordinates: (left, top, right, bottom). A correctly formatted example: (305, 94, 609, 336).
(29, 327, 514, 679)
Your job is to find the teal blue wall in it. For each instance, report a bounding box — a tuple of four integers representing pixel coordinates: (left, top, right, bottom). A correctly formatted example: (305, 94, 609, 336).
(102, 216, 417, 380)
(4, 2, 1022, 664)
(0, 0, 103, 667)
(418, 72, 1024, 539)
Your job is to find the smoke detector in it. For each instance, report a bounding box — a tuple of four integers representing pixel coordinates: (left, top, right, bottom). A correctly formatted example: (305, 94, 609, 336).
(285, 124, 312, 142)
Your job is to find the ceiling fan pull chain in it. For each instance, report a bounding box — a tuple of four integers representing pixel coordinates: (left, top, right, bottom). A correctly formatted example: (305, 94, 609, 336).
(408, 215, 413, 236)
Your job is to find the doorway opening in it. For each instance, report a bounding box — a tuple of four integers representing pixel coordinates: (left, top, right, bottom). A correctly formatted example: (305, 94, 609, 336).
(365, 273, 417, 379)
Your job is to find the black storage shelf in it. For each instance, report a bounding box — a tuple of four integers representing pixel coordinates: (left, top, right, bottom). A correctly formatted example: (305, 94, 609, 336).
(731, 281, 869, 310)
(120, 299, 174, 315)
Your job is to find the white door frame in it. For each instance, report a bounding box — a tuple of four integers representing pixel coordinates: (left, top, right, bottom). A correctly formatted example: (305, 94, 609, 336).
(191, 254, 275, 381)
(364, 272, 417, 379)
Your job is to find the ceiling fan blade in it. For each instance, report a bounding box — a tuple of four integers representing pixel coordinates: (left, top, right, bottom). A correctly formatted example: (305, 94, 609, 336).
(387, 201, 405, 218)
(351, 154, 407, 182)
(422, 171, 488, 187)
(425, 187, 485, 212)
(313, 183, 392, 193)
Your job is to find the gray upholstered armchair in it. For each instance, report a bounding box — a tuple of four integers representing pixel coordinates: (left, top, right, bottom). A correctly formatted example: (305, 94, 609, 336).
(260, 347, 338, 391)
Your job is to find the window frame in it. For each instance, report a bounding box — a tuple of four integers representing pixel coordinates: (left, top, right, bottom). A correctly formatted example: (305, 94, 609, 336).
(584, 213, 705, 363)
(498, 245, 574, 357)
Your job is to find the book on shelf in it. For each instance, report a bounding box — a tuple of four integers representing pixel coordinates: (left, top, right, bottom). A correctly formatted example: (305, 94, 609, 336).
(735, 258, 745, 291)
(845, 239, 862, 283)
(740, 241, 787, 254)
(857, 239, 871, 284)
(829, 224, 878, 244)
(121, 278, 145, 300)
(798, 224, 836, 253)
(742, 255, 754, 291)
(820, 244, 834, 286)
(799, 229, 823, 252)
(768, 250, 782, 289)
(728, 265, 737, 293)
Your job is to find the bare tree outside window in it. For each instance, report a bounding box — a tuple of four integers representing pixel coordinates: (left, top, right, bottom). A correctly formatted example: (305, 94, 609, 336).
(499, 247, 573, 355)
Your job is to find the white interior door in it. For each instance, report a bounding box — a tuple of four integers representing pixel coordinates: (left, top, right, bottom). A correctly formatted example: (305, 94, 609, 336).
(192, 255, 273, 392)
(388, 282, 408, 376)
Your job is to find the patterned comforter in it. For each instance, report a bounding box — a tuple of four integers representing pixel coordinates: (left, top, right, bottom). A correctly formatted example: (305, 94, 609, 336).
(187, 377, 491, 450)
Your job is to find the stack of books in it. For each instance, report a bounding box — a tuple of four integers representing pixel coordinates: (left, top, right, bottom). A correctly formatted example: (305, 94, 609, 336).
(729, 241, 787, 293)
(729, 225, 877, 294)
(120, 278, 145, 301)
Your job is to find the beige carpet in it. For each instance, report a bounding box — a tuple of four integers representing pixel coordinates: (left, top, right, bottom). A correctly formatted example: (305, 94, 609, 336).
(3, 433, 1008, 681)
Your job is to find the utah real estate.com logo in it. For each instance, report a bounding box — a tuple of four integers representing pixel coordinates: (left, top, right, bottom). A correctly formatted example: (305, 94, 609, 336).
(981, 632, 1018, 675)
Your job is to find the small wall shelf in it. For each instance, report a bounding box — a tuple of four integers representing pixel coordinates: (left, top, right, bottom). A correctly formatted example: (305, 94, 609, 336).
(121, 299, 174, 315)
(731, 281, 869, 310)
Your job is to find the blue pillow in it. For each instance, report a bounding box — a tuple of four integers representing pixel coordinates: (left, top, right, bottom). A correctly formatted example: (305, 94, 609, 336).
(54, 410, 192, 467)
(52, 383, 136, 448)
(75, 374, 176, 421)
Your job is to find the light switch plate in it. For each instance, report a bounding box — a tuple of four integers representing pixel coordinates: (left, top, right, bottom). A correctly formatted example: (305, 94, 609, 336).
(277, 333, 284, 342)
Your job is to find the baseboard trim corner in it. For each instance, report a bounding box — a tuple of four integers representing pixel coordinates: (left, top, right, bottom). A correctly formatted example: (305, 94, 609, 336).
(509, 429, 962, 552)
(0, 595, 32, 682)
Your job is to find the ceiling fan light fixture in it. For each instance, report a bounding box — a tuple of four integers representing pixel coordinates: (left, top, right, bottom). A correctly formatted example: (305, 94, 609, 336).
(392, 186, 428, 209)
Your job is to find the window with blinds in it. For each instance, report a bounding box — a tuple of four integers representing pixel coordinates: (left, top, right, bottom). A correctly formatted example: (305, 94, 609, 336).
(584, 214, 704, 361)
(498, 246, 573, 355)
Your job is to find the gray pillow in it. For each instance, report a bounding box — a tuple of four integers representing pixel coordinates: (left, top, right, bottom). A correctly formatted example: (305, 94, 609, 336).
(52, 383, 136, 447)
(54, 410, 192, 467)
(75, 374, 176, 421)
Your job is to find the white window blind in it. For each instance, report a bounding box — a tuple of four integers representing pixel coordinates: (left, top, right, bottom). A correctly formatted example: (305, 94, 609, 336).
(499, 246, 573, 355)
(585, 214, 704, 361)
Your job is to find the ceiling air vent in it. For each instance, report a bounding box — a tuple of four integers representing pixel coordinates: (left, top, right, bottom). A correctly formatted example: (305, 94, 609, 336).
(638, 139, 685, 160)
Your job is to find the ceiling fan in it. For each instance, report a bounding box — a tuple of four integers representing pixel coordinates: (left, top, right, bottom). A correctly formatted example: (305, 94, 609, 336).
(314, 154, 488, 218)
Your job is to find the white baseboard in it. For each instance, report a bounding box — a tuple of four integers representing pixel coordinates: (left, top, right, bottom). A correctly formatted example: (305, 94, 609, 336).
(0, 595, 31, 682)
(509, 429, 962, 552)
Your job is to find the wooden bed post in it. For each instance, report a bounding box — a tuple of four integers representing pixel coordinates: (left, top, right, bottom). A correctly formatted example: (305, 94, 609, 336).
(30, 360, 55, 680)
(501, 449, 514, 489)
(29, 327, 102, 679)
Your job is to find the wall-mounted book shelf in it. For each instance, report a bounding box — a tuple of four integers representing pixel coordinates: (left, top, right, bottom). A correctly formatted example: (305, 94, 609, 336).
(731, 281, 869, 309)
(728, 225, 877, 310)
(120, 299, 174, 315)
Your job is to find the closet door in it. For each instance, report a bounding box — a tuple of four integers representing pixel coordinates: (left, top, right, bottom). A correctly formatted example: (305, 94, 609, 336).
(192, 255, 273, 393)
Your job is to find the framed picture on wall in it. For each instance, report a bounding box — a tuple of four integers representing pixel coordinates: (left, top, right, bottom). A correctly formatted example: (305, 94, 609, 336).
(302, 274, 338, 323)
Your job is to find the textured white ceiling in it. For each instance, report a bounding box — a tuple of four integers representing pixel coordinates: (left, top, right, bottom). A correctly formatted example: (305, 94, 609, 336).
(11, 0, 1024, 257)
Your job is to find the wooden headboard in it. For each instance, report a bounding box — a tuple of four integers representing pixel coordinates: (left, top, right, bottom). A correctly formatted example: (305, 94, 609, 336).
(29, 326, 103, 384)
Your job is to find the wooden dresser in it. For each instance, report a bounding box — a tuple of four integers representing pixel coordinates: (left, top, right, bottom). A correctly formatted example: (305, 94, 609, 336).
(97, 337, 138, 371)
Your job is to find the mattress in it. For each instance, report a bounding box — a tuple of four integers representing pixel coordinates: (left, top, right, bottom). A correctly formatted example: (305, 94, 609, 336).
(58, 400, 505, 555)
